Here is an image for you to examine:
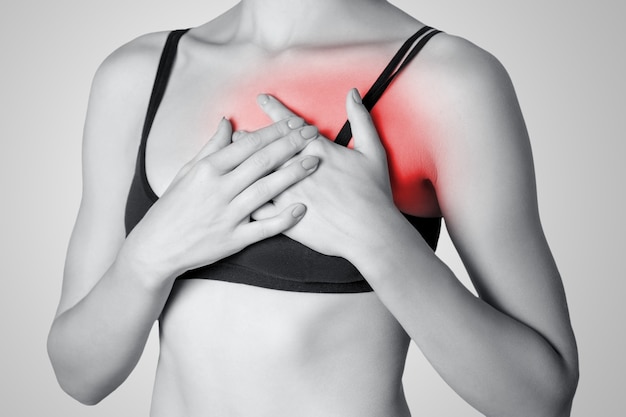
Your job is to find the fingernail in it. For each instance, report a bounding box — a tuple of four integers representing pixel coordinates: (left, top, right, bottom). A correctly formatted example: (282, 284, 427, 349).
(300, 125, 318, 139)
(292, 204, 307, 219)
(301, 156, 319, 171)
(257, 94, 270, 106)
(351, 88, 362, 104)
(287, 117, 304, 129)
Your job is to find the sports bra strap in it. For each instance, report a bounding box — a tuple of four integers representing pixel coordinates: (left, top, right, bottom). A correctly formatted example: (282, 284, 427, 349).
(141, 29, 190, 143)
(334, 27, 442, 146)
(139, 27, 441, 152)
(138, 28, 190, 201)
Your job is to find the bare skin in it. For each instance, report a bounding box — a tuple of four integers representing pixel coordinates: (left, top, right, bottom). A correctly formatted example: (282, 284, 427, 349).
(48, 1, 578, 416)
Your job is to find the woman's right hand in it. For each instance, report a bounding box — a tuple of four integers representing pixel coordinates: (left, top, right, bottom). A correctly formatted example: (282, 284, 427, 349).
(123, 116, 320, 283)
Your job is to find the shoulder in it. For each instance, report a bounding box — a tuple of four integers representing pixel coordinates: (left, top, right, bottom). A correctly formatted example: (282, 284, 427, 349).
(90, 31, 172, 101)
(404, 32, 528, 168)
(400, 32, 534, 207)
(397, 31, 522, 142)
(409, 32, 516, 112)
(82, 30, 176, 156)
(81, 31, 178, 192)
(413, 33, 535, 215)
(373, 29, 517, 140)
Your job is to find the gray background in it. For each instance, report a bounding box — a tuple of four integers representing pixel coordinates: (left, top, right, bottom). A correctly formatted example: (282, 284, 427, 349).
(1, 0, 623, 415)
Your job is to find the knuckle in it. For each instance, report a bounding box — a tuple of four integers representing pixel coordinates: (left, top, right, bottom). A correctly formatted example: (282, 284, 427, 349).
(276, 120, 292, 136)
(249, 152, 271, 170)
(246, 132, 263, 148)
(259, 222, 272, 239)
(193, 158, 218, 178)
(256, 223, 272, 240)
(279, 166, 299, 185)
(286, 132, 303, 150)
(287, 167, 303, 184)
(252, 180, 270, 200)
(232, 130, 244, 141)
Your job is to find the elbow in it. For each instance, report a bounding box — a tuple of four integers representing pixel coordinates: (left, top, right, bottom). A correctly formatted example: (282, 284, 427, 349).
(59, 382, 107, 406)
(565, 357, 580, 399)
(556, 361, 579, 415)
(48, 350, 110, 405)
(499, 345, 579, 417)
(539, 353, 579, 417)
(530, 327, 579, 417)
(499, 361, 578, 417)
(556, 345, 580, 413)
(55, 367, 109, 406)
(47, 328, 110, 406)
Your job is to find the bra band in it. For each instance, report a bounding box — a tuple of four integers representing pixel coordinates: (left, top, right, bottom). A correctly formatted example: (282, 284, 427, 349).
(334, 27, 441, 146)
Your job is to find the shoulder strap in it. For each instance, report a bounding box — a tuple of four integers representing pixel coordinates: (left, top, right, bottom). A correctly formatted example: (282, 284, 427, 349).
(334, 27, 442, 146)
(141, 29, 190, 143)
(138, 29, 189, 200)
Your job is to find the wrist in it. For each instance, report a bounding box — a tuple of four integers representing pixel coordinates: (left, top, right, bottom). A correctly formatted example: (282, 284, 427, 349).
(116, 235, 179, 293)
(344, 207, 436, 282)
(343, 206, 407, 265)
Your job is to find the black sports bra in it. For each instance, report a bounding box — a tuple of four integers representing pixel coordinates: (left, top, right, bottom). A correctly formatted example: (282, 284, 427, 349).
(125, 27, 442, 293)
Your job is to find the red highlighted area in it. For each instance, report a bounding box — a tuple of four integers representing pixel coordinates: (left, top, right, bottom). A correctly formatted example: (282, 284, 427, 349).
(218, 55, 439, 217)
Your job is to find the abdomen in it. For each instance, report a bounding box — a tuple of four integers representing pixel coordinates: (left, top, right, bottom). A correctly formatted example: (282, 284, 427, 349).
(152, 279, 411, 417)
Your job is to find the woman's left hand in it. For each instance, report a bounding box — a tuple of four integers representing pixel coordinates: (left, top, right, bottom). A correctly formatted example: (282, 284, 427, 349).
(250, 89, 401, 258)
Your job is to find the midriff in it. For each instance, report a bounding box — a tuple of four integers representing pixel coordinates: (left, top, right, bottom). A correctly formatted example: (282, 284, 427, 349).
(151, 279, 412, 417)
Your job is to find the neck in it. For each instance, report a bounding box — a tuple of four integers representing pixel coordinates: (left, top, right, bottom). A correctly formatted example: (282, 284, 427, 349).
(231, 0, 390, 50)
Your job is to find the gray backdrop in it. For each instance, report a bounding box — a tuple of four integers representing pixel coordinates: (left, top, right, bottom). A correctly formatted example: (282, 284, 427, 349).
(1, 0, 623, 415)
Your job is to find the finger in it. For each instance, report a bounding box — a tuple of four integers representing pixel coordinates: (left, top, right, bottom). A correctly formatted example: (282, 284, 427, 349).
(227, 125, 319, 190)
(232, 130, 246, 142)
(251, 202, 279, 221)
(202, 116, 305, 174)
(238, 203, 307, 244)
(345, 88, 386, 159)
(193, 117, 233, 162)
(231, 155, 319, 214)
(257, 94, 298, 123)
(171, 118, 232, 180)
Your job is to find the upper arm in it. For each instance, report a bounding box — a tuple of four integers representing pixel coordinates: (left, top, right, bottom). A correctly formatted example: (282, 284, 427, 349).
(420, 35, 577, 364)
(55, 32, 168, 317)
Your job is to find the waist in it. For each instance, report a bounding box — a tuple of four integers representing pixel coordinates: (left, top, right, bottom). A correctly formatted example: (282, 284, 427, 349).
(153, 279, 411, 417)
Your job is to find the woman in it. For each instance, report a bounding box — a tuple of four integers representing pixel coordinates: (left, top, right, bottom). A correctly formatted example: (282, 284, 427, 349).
(47, 0, 579, 416)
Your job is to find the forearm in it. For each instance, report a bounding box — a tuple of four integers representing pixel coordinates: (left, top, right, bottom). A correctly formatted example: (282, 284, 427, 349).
(47, 248, 174, 405)
(349, 212, 576, 417)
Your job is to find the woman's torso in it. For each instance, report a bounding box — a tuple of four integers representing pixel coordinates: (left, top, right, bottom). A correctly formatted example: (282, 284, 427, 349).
(155, 280, 411, 417)
(140, 23, 442, 417)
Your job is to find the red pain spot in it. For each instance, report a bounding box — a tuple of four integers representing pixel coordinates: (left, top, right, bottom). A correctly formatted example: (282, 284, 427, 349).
(217, 58, 439, 217)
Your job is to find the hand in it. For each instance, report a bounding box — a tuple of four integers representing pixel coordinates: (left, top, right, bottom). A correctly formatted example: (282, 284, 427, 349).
(252, 89, 401, 259)
(124, 116, 320, 280)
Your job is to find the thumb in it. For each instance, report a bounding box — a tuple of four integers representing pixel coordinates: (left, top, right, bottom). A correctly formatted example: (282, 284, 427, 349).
(175, 118, 232, 180)
(345, 88, 385, 159)
(194, 117, 233, 161)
